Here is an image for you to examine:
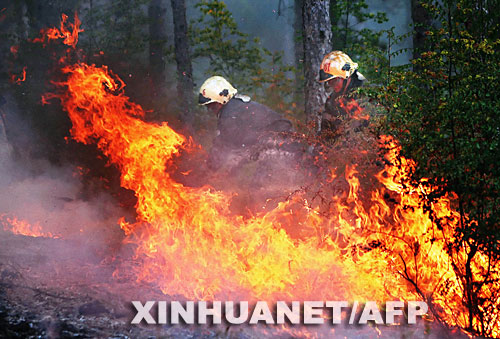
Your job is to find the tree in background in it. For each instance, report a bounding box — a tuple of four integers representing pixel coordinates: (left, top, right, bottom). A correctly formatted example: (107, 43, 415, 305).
(329, 0, 389, 84)
(148, 0, 168, 97)
(302, 0, 331, 131)
(80, 0, 149, 64)
(372, 0, 500, 335)
(410, 0, 433, 60)
(171, 0, 194, 127)
(293, 0, 304, 107)
(1, 0, 81, 162)
(190, 0, 266, 90)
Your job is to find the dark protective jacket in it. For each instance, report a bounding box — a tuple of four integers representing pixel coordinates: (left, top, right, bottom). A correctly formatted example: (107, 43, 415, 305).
(321, 71, 367, 135)
(208, 97, 298, 170)
(216, 97, 293, 149)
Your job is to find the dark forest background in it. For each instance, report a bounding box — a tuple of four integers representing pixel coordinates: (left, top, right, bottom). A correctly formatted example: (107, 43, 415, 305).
(0, 0, 499, 337)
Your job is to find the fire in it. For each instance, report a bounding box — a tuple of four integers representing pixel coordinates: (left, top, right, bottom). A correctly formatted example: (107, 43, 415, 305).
(338, 97, 370, 120)
(10, 66, 26, 85)
(49, 60, 472, 313)
(1, 214, 57, 238)
(32, 13, 83, 48)
(27, 13, 500, 336)
(47, 62, 395, 302)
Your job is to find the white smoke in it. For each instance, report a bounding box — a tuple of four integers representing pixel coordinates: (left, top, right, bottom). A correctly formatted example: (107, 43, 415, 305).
(0, 102, 125, 246)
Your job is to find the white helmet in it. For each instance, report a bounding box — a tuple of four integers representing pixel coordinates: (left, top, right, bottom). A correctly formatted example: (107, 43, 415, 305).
(198, 76, 237, 105)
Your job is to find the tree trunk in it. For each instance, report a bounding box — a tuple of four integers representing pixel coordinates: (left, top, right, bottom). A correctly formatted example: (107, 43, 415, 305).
(170, 0, 194, 127)
(148, 0, 167, 97)
(302, 0, 331, 131)
(411, 0, 431, 60)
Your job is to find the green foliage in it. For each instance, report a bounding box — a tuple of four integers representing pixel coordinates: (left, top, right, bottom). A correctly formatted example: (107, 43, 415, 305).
(247, 52, 298, 119)
(191, 0, 266, 90)
(370, 0, 500, 335)
(79, 0, 150, 61)
(191, 0, 299, 118)
(330, 0, 389, 84)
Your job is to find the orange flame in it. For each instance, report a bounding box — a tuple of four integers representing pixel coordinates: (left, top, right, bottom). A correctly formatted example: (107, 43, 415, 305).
(338, 98, 370, 120)
(32, 13, 83, 48)
(1, 214, 57, 238)
(10, 66, 26, 85)
(47, 63, 386, 301)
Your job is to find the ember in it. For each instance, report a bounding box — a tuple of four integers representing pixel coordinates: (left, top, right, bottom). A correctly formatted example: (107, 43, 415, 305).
(10, 66, 26, 85)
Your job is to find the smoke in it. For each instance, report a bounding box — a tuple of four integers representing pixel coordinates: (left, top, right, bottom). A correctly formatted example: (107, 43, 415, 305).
(0, 97, 126, 252)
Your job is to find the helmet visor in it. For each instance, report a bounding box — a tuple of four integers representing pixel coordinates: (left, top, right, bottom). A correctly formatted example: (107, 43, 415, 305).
(319, 69, 335, 82)
(198, 93, 212, 105)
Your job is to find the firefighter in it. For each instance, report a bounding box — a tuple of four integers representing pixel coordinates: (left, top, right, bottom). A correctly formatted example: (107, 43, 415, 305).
(198, 76, 306, 213)
(198, 76, 297, 171)
(318, 51, 366, 135)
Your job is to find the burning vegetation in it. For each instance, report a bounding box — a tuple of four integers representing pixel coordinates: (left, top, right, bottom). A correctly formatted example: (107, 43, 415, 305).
(1, 7, 499, 339)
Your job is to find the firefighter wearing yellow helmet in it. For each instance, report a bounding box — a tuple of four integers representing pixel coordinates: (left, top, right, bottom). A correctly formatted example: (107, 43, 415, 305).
(319, 51, 359, 82)
(319, 51, 366, 93)
(319, 51, 367, 136)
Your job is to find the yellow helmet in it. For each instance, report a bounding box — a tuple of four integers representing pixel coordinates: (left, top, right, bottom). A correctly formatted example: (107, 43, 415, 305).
(198, 76, 237, 105)
(319, 51, 359, 82)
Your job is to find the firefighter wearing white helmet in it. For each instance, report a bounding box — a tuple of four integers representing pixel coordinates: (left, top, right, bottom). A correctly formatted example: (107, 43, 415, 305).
(319, 51, 367, 136)
(198, 75, 297, 169)
(198, 75, 307, 214)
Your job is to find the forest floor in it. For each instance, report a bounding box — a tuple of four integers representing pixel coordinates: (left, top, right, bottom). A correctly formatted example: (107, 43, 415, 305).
(0, 230, 466, 339)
